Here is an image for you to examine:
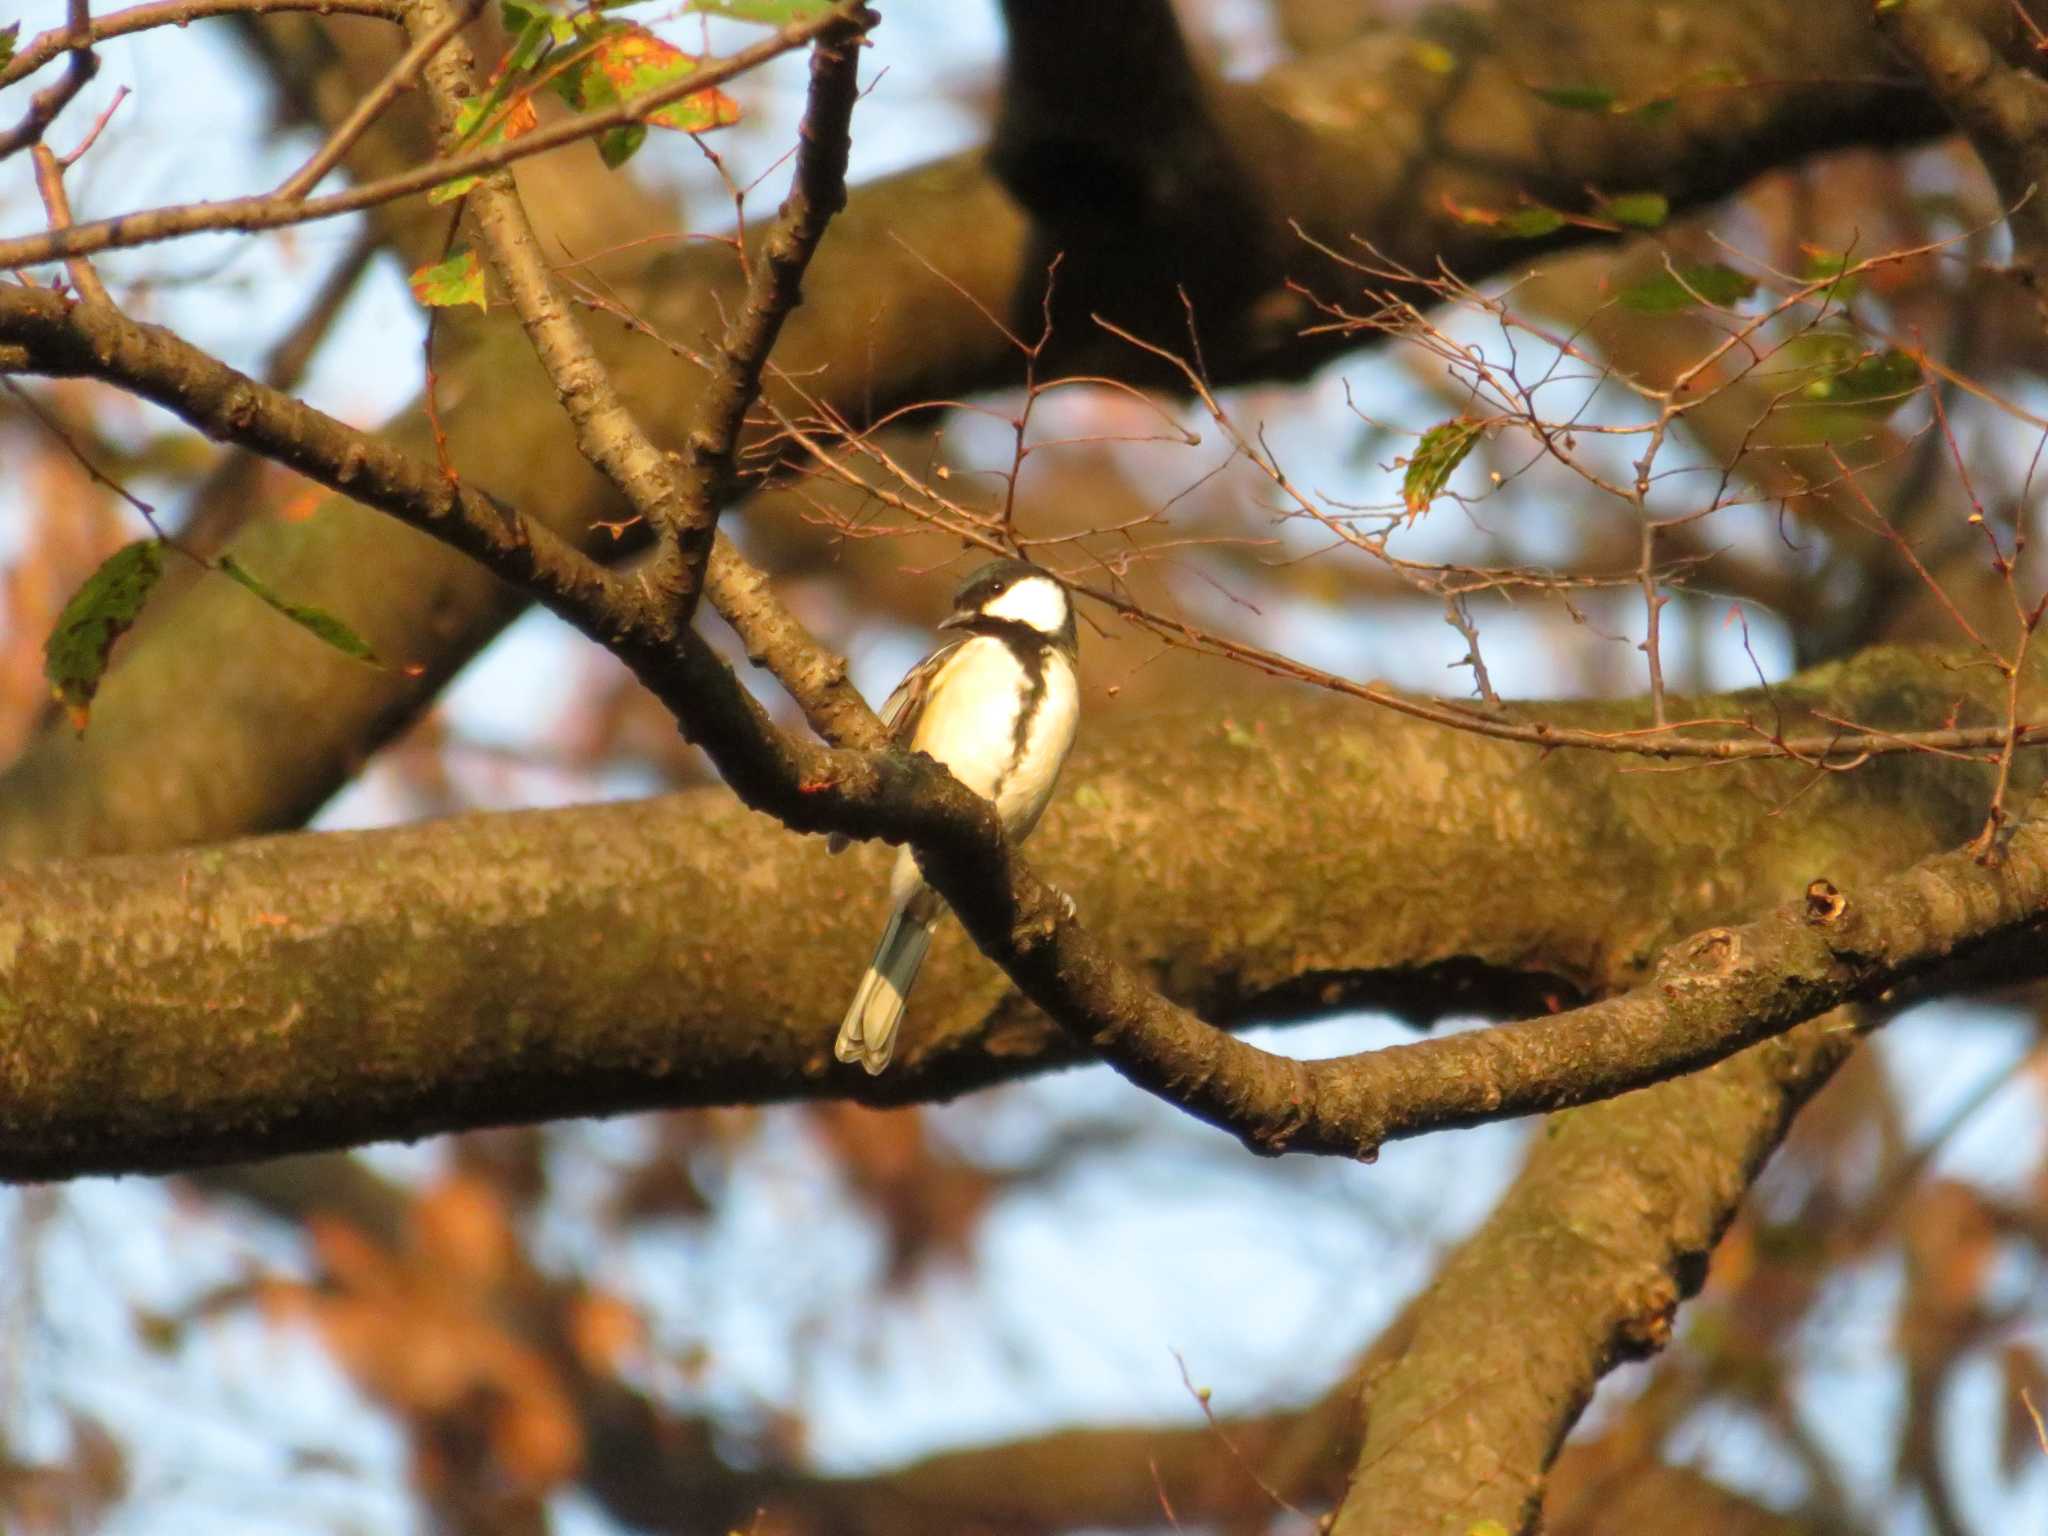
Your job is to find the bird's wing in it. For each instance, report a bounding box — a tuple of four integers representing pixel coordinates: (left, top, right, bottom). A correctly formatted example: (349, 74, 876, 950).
(825, 638, 966, 855)
(879, 637, 967, 746)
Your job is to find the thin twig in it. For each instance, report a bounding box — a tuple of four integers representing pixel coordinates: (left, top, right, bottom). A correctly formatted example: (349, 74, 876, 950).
(28, 143, 112, 306)
(270, 0, 486, 201)
(0, 0, 401, 92)
(0, 1, 866, 272)
(0, 0, 98, 163)
(648, 15, 866, 623)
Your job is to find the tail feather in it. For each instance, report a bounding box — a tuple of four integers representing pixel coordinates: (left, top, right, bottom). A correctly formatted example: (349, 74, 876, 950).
(835, 911, 935, 1074)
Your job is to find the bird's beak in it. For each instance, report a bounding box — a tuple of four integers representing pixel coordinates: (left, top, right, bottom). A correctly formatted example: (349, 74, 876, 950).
(936, 610, 974, 630)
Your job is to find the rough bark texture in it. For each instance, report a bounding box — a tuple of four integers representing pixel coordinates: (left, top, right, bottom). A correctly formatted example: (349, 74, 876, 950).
(1334, 1013, 1856, 1535)
(1, 644, 2037, 1180)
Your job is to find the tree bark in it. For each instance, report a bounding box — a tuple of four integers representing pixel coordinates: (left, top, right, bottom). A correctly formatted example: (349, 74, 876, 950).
(1, 642, 2038, 1180)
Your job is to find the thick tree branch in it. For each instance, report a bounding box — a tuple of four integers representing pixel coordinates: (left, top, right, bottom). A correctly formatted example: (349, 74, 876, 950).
(1334, 1011, 1860, 1536)
(0, 543, 2037, 1180)
(1880, 0, 2048, 316)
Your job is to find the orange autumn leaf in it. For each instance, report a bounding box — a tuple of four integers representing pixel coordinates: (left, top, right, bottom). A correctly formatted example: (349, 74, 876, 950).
(278, 485, 326, 523)
(588, 28, 741, 132)
(263, 1197, 583, 1494)
(565, 1288, 645, 1376)
(410, 1172, 516, 1289)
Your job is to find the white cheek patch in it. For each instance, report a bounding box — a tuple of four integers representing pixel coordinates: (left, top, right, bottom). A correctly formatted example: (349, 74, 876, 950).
(983, 575, 1069, 635)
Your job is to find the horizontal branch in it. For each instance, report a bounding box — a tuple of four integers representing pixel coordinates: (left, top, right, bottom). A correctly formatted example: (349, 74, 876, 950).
(1072, 816, 2048, 1161)
(0, 620, 2036, 1179)
(2, 292, 2044, 1182)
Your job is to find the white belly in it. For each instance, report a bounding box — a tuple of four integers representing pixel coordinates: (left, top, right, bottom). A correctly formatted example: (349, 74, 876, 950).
(889, 637, 1079, 905)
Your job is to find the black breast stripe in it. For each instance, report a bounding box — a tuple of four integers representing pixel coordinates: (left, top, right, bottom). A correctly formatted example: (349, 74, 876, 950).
(988, 628, 1048, 805)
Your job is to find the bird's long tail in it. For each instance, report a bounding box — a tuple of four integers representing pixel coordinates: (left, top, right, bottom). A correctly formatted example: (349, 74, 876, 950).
(835, 908, 936, 1075)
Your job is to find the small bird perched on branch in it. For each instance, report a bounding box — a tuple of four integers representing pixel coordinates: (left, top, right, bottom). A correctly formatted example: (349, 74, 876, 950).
(833, 558, 1082, 1074)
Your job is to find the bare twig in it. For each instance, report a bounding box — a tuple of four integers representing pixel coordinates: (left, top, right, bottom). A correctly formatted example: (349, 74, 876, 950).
(0, 1, 866, 272)
(270, 0, 486, 201)
(761, 313, 2041, 769)
(0, 0, 98, 163)
(28, 144, 112, 306)
(0, 0, 401, 92)
(647, 19, 865, 623)
(406, 0, 875, 731)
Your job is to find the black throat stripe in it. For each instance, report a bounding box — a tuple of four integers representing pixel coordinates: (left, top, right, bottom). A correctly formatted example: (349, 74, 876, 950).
(976, 625, 1049, 805)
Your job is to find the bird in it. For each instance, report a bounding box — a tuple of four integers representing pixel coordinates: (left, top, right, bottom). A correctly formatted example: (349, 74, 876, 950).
(833, 557, 1081, 1074)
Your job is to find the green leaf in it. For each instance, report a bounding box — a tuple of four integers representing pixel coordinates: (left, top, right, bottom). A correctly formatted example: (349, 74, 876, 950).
(1801, 249, 1864, 302)
(0, 22, 18, 71)
(1617, 262, 1757, 313)
(216, 556, 384, 666)
(1408, 39, 1457, 75)
(1530, 83, 1616, 112)
(1441, 197, 1566, 241)
(1801, 346, 1919, 405)
(599, 122, 648, 167)
(428, 175, 481, 206)
(1601, 191, 1669, 230)
(408, 245, 487, 311)
(505, 13, 554, 72)
(685, 0, 832, 18)
(431, 78, 544, 204)
(1403, 418, 1482, 517)
(1500, 206, 1565, 239)
(501, 0, 578, 43)
(1759, 337, 1922, 444)
(43, 539, 166, 732)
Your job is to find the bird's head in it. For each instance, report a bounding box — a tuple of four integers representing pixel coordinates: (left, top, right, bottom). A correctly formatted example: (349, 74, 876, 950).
(939, 558, 1077, 651)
